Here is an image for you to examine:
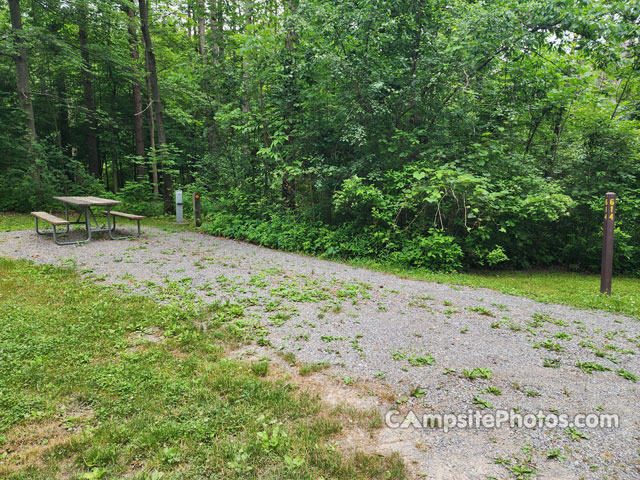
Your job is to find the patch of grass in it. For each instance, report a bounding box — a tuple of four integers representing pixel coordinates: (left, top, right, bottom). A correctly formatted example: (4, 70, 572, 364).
(282, 351, 297, 366)
(0, 212, 34, 231)
(0, 258, 405, 479)
(251, 360, 270, 377)
(298, 362, 329, 377)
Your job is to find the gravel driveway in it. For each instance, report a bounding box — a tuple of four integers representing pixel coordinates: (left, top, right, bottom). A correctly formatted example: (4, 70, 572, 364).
(1, 227, 639, 479)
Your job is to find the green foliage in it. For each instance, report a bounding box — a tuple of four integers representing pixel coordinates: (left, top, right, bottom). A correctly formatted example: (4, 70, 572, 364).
(117, 181, 163, 217)
(1, 0, 639, 273)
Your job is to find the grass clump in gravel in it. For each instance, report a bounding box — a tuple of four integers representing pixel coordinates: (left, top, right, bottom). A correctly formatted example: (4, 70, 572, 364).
(616, 368, 637, 382)
(462, 367, 492, 380)
(576, 361, 610, 374)
(0, 258, 405, 479)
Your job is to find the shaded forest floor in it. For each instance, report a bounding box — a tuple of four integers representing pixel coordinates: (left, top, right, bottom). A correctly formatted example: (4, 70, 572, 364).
(1, 216, 640, 478)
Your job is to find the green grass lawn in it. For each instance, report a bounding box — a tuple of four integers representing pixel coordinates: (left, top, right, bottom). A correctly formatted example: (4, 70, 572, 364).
(0, 258, 404, 479)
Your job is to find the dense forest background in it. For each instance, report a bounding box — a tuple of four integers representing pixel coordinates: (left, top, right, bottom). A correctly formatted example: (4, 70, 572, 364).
(1, 0, 639, 273)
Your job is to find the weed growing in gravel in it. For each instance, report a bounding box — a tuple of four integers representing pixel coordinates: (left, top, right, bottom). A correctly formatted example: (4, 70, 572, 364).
(408, 354, 435, 367)
(321, 335, 345, 342)
(577, 361, 610, 374)
(467, 306, 495, 317)
(554, 331, 571, 340)
(463, 368, 492, 380)
(484, 386, 502, 395)
(495, 454, 537, 479)
(565, 427, 589, 441)
(350, 334, 364, 356)
(270, 312, 294, 326)
(410, 387, 426, 398)
(543, 358, 561, 368)
(617, 369, 638, 382)
(472, 396, 494, 409)
(531, 313, 567, 327)
(534, 340, 563, 352)
(545, 449, 566, 461)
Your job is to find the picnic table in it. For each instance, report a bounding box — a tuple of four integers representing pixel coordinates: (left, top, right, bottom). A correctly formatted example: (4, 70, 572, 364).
(32, 196, 146, 245)
(52, 196, 122, 244)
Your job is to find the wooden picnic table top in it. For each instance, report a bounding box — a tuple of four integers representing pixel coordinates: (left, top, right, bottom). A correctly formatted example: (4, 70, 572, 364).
(53, 196, 122, 207)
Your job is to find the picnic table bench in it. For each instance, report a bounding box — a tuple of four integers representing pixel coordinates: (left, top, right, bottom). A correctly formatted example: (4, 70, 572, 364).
(31, 211, 71, 245)
(32, 196, 145, 245)
(109, 211, 145, 238)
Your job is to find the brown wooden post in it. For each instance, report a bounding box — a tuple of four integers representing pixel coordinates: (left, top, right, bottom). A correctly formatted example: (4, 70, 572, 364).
(600, 192, 616, 295)
(193, 193, 202, 227)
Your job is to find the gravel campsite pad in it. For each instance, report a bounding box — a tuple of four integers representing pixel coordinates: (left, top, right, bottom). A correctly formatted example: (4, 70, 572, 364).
(1, 227, 639, 479)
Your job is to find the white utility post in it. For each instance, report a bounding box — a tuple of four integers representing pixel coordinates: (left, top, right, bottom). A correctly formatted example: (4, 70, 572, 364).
(175, 190, 184, 223)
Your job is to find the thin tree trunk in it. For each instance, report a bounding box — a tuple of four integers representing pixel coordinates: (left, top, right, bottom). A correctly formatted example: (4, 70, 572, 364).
(281, 0, 299, 209)
(127, 6, 147, 181)
(197, 0, 206, 57)
(241, 0, 252, 115)
(8, 0, 38, 160)
(139, 0, 173, 211)
(78, 0, 101, 179)
(144, 54, 159, 195)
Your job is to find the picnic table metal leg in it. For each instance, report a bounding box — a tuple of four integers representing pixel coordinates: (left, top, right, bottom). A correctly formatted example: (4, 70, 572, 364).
(107, 211, 141, 240)
(35, 217, 45, 235)
(85, 206, 92, 242)
(107, 208, 116, 240)
(62, 204, 70, 234)
(35, 217, 69, 236)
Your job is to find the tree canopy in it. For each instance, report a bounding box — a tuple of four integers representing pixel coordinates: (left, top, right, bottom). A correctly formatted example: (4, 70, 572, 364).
(1, 0, 639, 272)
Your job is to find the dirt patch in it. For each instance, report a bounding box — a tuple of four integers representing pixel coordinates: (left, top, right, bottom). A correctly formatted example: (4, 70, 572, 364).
(229, 346, 432, 478)
(127, 326, 166, 352)
(0, 403, 93, 477)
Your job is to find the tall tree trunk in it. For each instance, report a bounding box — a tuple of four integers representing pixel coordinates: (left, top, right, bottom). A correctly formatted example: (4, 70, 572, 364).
(127, 6, 147, 181)
(8, 0, 38, 160)
(197, 0, 206, 57)
(144, 52, 159, 195)
(241, 0, 252, 115)
(78, 0, 101, 179)
(281, 0, 299, 209)
(139, 0, 173, 211)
